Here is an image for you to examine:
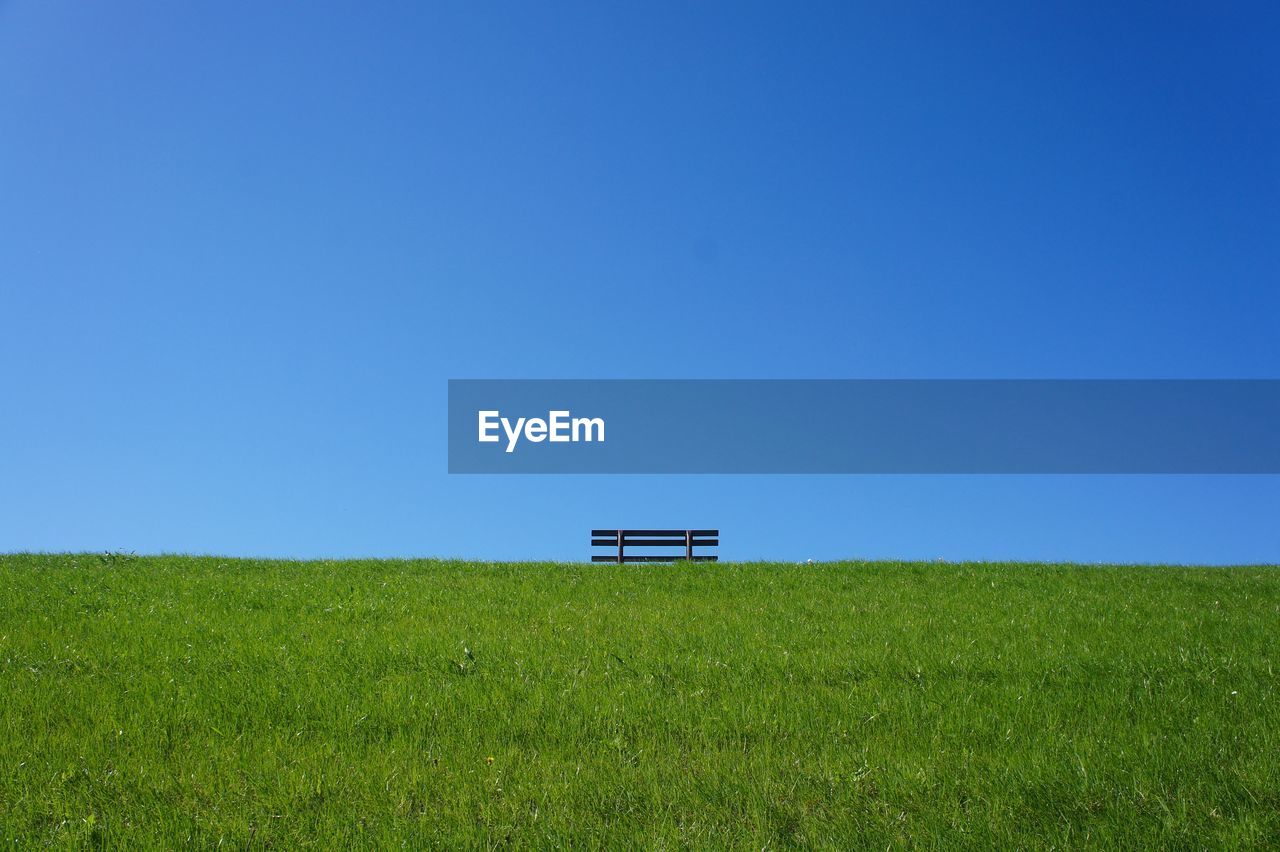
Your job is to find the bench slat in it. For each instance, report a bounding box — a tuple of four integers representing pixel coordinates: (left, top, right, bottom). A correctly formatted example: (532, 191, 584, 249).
(591, 555, 719, 562)
(593, 538, 718, 547)
(589, 529, 719, 563)
(590, 529, 717, 537)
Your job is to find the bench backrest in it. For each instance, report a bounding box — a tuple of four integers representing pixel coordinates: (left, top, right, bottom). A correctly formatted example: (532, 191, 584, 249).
(591, 529, 719, 563)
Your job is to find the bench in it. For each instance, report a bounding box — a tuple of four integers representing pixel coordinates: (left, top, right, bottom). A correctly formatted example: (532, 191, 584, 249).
(591, 529, 719, 563)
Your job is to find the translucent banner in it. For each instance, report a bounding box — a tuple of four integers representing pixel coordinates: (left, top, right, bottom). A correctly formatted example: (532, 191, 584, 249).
(447, 380, 1280, 473)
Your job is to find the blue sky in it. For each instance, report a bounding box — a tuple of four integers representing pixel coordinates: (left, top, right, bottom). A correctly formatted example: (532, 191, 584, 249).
(2, 2, 1277, 563)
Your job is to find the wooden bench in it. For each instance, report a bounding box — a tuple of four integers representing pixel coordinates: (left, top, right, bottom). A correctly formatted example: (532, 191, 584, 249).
(591, 529, 719, 563)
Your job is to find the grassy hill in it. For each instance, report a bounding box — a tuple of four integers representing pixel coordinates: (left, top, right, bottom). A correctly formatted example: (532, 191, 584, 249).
(2, 554, 1278, 847)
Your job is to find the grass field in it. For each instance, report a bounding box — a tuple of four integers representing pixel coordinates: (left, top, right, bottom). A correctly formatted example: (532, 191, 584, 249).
(1, 554, 1278, 848)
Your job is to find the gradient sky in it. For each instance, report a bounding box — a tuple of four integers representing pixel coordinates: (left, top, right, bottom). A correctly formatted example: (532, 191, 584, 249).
(2, 2, 1277, 563)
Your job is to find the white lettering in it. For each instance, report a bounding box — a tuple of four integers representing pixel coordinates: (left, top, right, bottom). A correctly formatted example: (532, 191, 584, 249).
(478, 410, 499, 443)
(501, 416, 526, 453)
(572, 416, 605, 443)
(478, 410, 605, 453)
(548, 410, 570, 442)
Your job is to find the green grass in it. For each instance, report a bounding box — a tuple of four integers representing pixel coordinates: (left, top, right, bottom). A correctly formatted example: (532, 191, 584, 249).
(2, 555, 1278, 848)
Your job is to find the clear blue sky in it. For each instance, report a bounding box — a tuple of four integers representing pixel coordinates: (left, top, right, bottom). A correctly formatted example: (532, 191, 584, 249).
(2, 2, 1277, 563)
